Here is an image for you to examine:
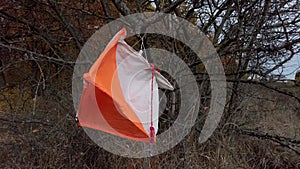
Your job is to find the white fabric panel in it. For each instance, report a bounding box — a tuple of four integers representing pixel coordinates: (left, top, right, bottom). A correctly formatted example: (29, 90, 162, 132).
(154, 71, 174, 90)
(115, 40, 159, 135)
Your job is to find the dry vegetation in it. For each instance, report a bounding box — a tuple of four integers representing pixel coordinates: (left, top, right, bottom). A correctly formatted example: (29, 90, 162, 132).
(0, 80, 299, 168)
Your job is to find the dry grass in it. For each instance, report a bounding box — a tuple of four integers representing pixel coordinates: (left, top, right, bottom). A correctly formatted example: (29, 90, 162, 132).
(0, 81, 299, 168)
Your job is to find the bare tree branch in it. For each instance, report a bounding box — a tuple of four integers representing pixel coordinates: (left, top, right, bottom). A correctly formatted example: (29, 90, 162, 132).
(230, 127, 300, 155)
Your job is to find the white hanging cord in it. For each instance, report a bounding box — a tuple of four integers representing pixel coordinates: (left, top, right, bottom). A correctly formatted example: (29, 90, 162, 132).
(140, 35, 148, 61)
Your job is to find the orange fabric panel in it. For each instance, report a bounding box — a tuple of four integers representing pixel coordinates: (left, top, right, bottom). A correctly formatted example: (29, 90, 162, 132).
(78, 83, 150, 140)
(78, 84, 114, 133)
(95, 85, 149, 138)
(89, 41, 147, 136)
(88, 28, 126, 83)
(78, 28, 150, 141)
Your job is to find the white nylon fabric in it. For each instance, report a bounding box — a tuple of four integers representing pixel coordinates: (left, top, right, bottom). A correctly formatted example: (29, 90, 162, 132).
(155, 72, 174, 90)
(114, 39, 173, 136)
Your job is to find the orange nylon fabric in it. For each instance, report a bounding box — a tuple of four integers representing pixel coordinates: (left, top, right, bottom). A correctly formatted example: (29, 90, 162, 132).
(78, 28, 150, 142)
(78, 84, 149, 141)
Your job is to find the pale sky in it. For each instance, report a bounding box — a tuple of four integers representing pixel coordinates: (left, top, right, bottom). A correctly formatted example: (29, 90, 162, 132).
(282, 55, 300, 80)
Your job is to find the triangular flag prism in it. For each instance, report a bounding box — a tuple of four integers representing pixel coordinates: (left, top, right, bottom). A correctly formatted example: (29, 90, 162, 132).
(76, 28, 174, 143)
